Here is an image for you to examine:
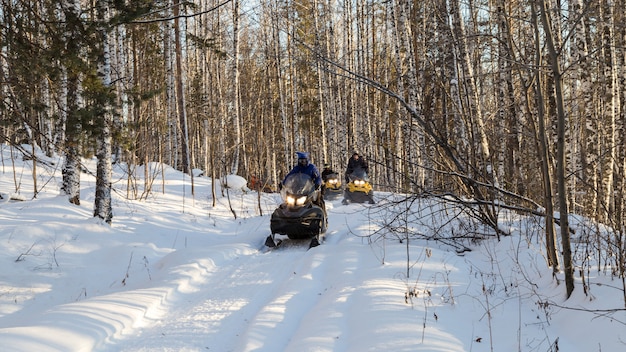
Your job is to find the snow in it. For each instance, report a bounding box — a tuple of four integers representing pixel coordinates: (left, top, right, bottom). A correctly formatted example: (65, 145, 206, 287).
(1, 144, 625, 352)
(220, 174, 251, 192)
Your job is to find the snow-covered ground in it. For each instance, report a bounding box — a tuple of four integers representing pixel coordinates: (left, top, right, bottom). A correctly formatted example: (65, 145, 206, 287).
(1, 144, 624, 351)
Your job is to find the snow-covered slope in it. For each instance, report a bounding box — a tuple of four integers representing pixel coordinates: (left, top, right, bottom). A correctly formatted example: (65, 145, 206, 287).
(1, 146, 623, 351)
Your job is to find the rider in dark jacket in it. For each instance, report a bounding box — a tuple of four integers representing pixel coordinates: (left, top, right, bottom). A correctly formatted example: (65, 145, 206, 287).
(345, 151, 368, 183)
(321, 164, 335, 182)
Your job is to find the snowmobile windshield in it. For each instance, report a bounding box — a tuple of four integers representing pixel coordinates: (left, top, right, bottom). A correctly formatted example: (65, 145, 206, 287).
(348, 167, 369, 182)
(326, 173, 339, 180)
(282, 173, 315, 197)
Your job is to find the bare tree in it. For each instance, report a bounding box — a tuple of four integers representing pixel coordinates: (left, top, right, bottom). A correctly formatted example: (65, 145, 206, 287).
(60, 0, 83, 206)
(230, 0, 242, 175)
(389, 0, 423, 192)
(537, 0, 574, 298)
(174, 0, 191, 178)
(529, 0, 559, 272)
(597, 1, 618, 224)
(93, 0, 113, 223)
(449, 0, 498, 194)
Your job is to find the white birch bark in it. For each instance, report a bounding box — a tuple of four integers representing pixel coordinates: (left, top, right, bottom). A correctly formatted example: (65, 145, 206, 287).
(570, 0, 596, 214)
(173, 1, 191, 178)
(387, 1, 406, 189)
(598, 1, 617, 222)
(94, 0, 113, 223)
(164, 0, 177, 170)
(449, 0, 498, 191)
(530, 0, 559, 271)
(230, 0, 242, 175)
(313, 0, 328, 163)
(439, 0, 469, 171)
(269, 0, 290, 167)
(60, 0, 82, 205)
(538, 0, 575, 297)
(614, 0, 626, 292)
(395, 0, 424, 191)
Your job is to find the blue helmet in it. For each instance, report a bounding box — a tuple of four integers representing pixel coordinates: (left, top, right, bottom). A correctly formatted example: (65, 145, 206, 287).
(296, 151, 309, 166)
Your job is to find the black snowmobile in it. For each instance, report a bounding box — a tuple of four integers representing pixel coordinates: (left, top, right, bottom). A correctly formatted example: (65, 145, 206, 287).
(323, 172, 343, 200)
(265, 173, 327, 248)
(342, 167, 375, 205)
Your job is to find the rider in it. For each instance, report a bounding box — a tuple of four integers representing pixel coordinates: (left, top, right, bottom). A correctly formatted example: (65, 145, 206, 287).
(282, 152, 325, 212)
(321, 163, 335, 182)
(345, 151, 369, 183)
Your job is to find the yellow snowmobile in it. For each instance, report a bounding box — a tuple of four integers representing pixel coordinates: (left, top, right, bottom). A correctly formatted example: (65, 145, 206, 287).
(323, 172, 342, 200)
(342, 167, 375, 204)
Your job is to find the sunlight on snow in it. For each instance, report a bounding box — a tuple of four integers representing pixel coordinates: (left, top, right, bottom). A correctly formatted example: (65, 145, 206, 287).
(0, 284, 51, 316)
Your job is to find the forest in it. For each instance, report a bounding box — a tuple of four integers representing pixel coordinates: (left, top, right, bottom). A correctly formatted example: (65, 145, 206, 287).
(1, 0, 625, 299)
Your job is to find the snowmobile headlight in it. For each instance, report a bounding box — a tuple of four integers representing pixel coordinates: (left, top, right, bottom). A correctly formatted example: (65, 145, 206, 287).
(355, 180, 365, 186)
(286, 195, 307, 206)
(329, 179, 337, 184)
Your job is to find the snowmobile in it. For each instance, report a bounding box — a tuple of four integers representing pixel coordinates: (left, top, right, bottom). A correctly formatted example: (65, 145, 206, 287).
(323, 172, 343, 200)
(342, 167, 375, 205)
(265, 173, 328, 249)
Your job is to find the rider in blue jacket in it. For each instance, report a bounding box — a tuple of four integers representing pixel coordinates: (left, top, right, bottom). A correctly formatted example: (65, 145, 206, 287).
(282, 152, 325, 212)
(282, 152, 322, 189)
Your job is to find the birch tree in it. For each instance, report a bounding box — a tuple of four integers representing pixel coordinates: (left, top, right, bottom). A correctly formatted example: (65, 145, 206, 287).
(569, 0, 596, 216)
(164, 0, 178, 172)
(529, 0, 559, 272)
(93, 0, 113, 223)
(230, 0, 242, 175)
(495, 0, 523, 195)
(60, 0, 83, 206)
(597, 0, 617, 223)
(435, 0, 470, 190)
(615, 0, 626, 303)
(390, 0, 423, 191)
(269, 0, 290, 168)
(538, 0, 575, 298)
(173, 1, 191, 178)
(449, 0, 498, 193)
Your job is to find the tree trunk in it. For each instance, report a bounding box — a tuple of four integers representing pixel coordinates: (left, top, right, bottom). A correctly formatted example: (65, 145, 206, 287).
(173, 1, 191, 177)
(61, 0, 82, 206)
(230, 0, 242, 175)
(570, 0, 596, 216)
(538, 0, 575, 298)
(393, 0, 424, 192)
(438, 0, 469, 191)
(597, 1, 617, 223)
(449, 0, 498, 193)
(93, 0, 113, 223)
(530, 2, 559, 272)
(164, 0, 177, 171)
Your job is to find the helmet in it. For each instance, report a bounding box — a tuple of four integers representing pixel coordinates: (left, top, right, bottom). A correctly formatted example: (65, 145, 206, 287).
(324, 163, 330, 168)
(296, 151, 309, 166)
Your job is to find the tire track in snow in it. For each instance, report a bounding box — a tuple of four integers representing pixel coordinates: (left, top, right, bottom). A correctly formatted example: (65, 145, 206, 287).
(108, 242, 312, 352)
(107, 199, 383, 352)
(234, 225, 372, 352)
